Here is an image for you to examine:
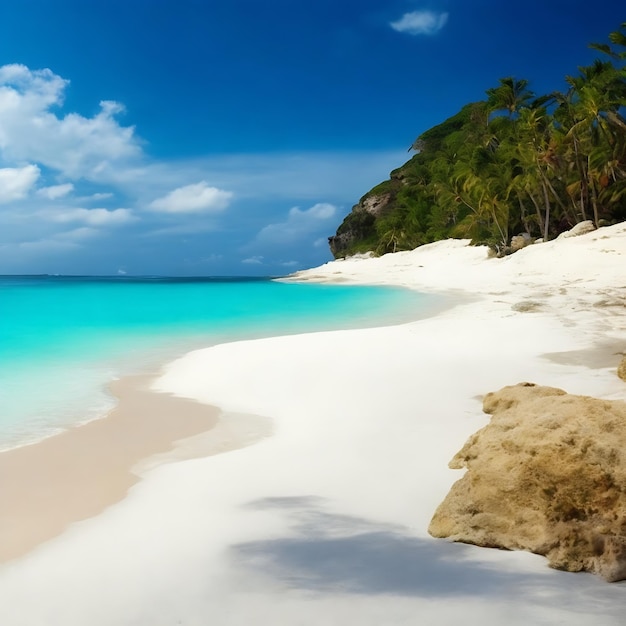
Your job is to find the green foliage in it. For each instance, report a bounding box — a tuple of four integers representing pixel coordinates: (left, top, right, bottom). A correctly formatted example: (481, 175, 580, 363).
(365, 179, 396, 197)
(331, 23, 626, 259)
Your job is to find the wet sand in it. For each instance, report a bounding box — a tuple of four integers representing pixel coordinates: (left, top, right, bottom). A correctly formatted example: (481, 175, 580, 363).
(0, 374, 220, 562)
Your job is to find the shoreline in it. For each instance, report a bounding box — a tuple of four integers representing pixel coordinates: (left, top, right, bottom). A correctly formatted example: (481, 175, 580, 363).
(0, 285, 440, 564)
(0, 280, 437, 456)
(0, 374, 223, 563)
(1, 224, 626, 624)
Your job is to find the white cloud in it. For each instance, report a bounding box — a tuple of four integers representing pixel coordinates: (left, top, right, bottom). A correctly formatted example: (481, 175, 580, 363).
(142, 222, 220, 238)
(0, 64, 67, 110)
(289, 203, 336, 220)
(48, 207, 136, 226)
(242, 256, 264, 265)
(0, 64, 141, 179)
(73, 192, 115, 203)
(54, 227, 100, 241)
(0, 164, 40, 202)
(390, 11, 449, 35)
(254, 202, 337, 245)
(37, 183, 74, 200)
(149, 181, 233, 214)
(87, 192, 114, 201)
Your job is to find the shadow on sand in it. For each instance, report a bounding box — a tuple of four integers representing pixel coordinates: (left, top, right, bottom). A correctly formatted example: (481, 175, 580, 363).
(232, 496, 624, 613)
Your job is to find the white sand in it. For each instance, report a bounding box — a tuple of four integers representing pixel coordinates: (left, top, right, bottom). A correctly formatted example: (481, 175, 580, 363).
(1, 224, 625, 624)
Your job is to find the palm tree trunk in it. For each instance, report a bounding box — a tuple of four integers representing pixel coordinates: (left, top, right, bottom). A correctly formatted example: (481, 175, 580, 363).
(516, 192, 532, 234)
(587, 155, 600, 226)
(528, 191, 545, 237)
(541, 180, 551, 240)
(572, 136, 589, 221)
(543, 173, 576, 226)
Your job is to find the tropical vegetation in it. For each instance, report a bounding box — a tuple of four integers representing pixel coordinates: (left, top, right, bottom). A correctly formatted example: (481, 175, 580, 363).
(330, 23, 626, 258)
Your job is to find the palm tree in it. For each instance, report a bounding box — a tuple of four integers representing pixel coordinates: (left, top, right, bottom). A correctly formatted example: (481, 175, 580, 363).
(590, 22, 626, 61)
(560, 58, 626, 225)
(486, 77, 535, 119)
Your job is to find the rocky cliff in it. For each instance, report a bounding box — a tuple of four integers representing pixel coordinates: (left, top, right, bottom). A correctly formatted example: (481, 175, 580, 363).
(328, 180, 398, 258)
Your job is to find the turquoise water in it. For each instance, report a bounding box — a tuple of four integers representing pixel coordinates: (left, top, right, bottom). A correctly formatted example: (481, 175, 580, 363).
(0, 276, 433, 450)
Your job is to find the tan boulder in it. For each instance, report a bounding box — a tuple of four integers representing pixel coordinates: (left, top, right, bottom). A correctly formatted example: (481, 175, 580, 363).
(557, 220, 596, 238)
(429, 383, 626, 581)
(618, 355, 626, 382)
(510, 233, 532, 252)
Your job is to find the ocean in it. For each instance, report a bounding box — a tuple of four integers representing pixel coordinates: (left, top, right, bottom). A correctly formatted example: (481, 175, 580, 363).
(0, 275, 433, 451)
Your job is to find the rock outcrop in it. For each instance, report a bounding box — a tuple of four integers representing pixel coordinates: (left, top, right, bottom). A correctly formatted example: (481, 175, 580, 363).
(618, 356, 626, 382)
(557, 220, 596, 238)
(510, 233, 533, 252)
(429, 383, 626, 581)
(328, 190, 393, 258)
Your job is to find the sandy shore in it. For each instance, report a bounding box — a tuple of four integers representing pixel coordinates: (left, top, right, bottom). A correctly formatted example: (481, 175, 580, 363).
(0, 375, 223, 562)
(1, 223, 625, 625)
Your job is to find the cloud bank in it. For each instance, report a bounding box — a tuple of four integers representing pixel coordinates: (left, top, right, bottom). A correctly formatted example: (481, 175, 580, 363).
(254, 203, 337, 246)
(0, 63, 402, 274)
(37, 183, 74, 200)
(239, 202, 338, 269)
(0, 64, 141, 180)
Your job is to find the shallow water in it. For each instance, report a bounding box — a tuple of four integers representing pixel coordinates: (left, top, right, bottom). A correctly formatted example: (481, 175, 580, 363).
(0, 275, 434, 450)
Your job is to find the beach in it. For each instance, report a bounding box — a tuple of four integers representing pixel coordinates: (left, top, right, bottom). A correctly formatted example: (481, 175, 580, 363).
(1, 223, 626, 624)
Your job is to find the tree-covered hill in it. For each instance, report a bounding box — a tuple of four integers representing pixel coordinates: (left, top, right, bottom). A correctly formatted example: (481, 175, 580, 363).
(329, 23, 626, 258)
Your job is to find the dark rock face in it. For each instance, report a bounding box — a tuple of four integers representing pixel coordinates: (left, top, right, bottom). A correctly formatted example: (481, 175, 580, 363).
(328, 192, 393, 258)
(429, 383, 626, 582)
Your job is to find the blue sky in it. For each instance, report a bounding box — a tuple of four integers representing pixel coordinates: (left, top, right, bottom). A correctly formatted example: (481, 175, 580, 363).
(0, 1, 622, 276)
